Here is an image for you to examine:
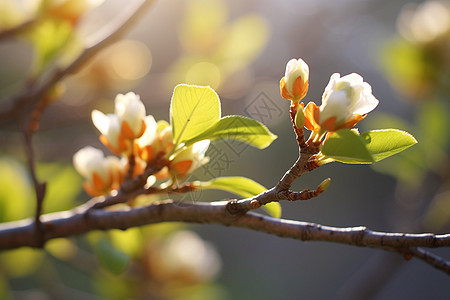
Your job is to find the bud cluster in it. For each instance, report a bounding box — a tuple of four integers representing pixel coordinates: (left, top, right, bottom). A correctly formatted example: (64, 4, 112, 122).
(280, 58, 379, 143)
(73, 92, 210, 196)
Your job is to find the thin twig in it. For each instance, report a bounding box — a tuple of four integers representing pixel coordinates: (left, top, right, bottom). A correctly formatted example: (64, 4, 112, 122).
(407, 247, 450, 274)
(23, 94, 54, 247)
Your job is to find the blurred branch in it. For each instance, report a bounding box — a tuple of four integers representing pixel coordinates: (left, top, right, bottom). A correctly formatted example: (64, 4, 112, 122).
(23, 104, 47, 247)
(0, 0, 154, 120)
(337, 252, 404, 300)
(0, 199, 449, 274)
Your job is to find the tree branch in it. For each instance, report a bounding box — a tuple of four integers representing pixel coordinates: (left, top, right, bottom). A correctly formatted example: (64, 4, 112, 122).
(0, 200, 449, 274)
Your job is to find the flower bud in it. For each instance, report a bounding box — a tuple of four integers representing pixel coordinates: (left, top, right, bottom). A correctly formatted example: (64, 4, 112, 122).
(304, 73, 379, 132)
(169, 140, 210, 179)
(318, 178, 331, 192)
(280, 58, 309, 102)
(115, 92, 146, 140)
(73, 146, 121, 196)
(294, 107, 305, 129)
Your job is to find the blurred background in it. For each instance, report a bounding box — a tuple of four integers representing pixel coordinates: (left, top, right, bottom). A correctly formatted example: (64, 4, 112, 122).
(1, 0, 450, 299)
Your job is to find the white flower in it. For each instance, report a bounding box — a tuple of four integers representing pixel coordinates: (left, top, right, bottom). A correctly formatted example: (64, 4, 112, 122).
(114, 92, 146, 139)
(304, 73, 378, 132)
(280, 58, 309, 102)
(136, 115, 158, 148)
(73, 146, 121, 196)
(91, 110, 124, 153)
(320, 73, 378, 125)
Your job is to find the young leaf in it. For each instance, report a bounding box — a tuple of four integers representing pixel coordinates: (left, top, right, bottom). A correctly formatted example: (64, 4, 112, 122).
(322, 129, 374, 164)
(170, 85, 221, 148)
(199, 176, 266, 198)
(183, 115, 277, 149)
(360, 129, 417, 162)
(198, 176, 281, 218)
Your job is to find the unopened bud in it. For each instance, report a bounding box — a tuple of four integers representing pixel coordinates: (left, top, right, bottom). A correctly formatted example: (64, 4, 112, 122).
(294, 107, 305, 129)
(280, 58, 309, 102)
(318, 178, 331, 192)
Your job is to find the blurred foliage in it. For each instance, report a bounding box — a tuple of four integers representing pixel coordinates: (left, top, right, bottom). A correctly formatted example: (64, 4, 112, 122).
(379, 0, 450, 233)
(0, 158, 34, 223)
(37, 162, 82, 213)
(382, 0, 450, 101)
(167, 0, 269, 93)
(73, 39, 153, 93)
(25, 17, 78, 75)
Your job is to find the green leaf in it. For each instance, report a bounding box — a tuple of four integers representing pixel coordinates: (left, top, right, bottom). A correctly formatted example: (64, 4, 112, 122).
(322, 129, 417, 164)
(170, 84, 221, 148)
(184, 115, 277, 149)
(198, 176, 281, 218)
(322, 129, 374, 164)
(361, 129, 417, 161)
(261, 202, 282, 219)
(199, 176, 265, 198)
(360, 129, 417, 162)
(96, 238, 130, 275)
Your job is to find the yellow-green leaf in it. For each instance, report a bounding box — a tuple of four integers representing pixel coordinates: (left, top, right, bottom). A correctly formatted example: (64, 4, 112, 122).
(360, 129, 417, 162)
(184, 115, 277, 149)
(322, 129, 373, 164)
(170, 84, 221, 148)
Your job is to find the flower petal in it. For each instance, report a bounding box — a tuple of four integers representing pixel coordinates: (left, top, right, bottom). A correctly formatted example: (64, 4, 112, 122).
(303, 102, 321, 131)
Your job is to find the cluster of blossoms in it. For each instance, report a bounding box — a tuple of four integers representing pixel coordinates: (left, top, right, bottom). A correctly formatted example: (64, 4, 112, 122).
(280, 58, 379, 142)
(73, 92, 209, 196)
